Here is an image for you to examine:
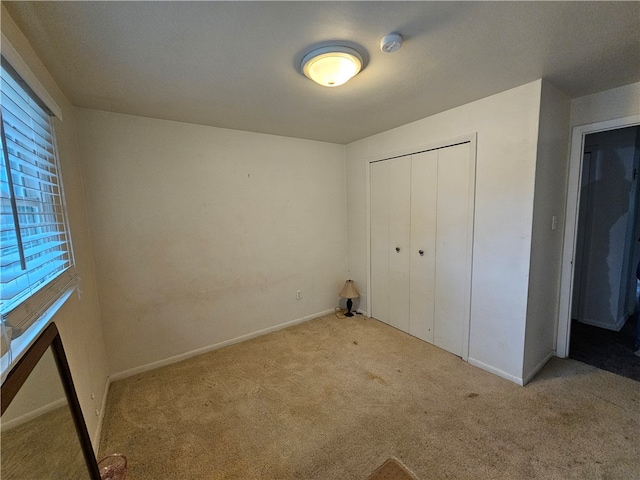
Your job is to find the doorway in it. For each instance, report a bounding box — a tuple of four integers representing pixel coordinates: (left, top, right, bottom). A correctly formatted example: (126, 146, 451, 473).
(567, 126, 640, 380)
(571, 127, 640, 330)
(559, 116, 640, 359)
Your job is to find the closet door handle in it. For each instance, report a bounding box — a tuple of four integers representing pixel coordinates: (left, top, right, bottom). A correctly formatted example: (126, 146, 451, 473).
(419, 250, 424, 256)
(395, 247, 401, 253)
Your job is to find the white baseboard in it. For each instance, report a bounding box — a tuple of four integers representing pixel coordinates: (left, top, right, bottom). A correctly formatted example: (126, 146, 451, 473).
(109, 309, 335, 382)
(0, 397, 67, 432)
(467, 357, 524, 386)
(92, 375, 112, 454)
(522, 350, 555, 386)
(576, 315, 627, 332)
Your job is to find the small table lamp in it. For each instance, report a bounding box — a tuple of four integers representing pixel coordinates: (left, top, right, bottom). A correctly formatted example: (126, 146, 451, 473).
(339, 280, 359, 317)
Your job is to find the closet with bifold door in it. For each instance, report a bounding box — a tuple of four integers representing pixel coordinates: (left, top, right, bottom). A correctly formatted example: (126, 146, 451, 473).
(370, 140, 475, 359)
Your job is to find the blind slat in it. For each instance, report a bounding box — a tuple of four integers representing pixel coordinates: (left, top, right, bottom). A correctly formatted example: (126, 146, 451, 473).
(0, 92, 52, 146)
(12, 186, 62, 203)
(1, 74, 50, 126)
(1, 108, 53, 155)
(1, 78, 51, 133)
(6, 140, 56, 172)
(9, 172, 59, 191)
(3, 122, 55, 162)
(17, 218, 66, 230)
(1, 251, 68, 283)
(13, 230, 67, 246)
(3, 117, 55, 157)
(1, 260, 69, 302)
(1, 240, 66, 267)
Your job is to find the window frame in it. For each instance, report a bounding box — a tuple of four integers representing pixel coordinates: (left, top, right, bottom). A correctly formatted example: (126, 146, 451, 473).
(1, 56, 77, 347)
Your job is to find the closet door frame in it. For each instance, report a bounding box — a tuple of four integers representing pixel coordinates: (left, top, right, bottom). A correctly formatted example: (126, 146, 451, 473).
(366, 133, 477, 361)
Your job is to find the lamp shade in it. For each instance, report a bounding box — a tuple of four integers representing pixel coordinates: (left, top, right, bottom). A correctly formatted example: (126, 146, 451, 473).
(301, 45, 363, 87)
(339, 279, 359, 299)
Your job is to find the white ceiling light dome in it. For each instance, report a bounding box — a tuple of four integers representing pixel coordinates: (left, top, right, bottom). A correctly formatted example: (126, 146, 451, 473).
(301, 45, 363, 87)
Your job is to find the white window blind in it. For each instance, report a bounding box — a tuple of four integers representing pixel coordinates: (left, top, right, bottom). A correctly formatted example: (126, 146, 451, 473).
(1, 58, 76, 341)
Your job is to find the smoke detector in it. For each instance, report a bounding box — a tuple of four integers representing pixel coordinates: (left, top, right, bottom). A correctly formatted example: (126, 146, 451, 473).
(380, 33, 403, 54)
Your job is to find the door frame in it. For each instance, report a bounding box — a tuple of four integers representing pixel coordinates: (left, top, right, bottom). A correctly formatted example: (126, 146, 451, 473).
(556, 115, 640, 357)
(366, 133, 477, 361)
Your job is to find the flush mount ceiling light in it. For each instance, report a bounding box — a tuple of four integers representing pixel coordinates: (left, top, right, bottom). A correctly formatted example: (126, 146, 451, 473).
(301, 45, 363, 87)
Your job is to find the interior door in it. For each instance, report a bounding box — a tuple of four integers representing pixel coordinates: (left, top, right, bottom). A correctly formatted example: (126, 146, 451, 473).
(409, 150, 438, 342)
(370, 157, 411, 330)
(434, 143, 473, 356)
(370, 160, 390, 325)
(371, 141, 474, 358)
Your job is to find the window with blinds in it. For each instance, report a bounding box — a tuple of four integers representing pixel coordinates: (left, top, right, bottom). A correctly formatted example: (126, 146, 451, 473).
(1, 59, 75, 339)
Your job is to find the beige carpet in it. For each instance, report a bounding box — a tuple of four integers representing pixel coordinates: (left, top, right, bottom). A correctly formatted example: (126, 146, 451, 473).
(1, 405, 88, 479)
(99, 314, 640, 479)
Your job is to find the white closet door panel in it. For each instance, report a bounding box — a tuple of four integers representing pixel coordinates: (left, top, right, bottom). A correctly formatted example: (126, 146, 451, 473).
(434, 143, 472, 356)
(409, 150, 438, 342)
(370, 161, 390, 324)
(387, 157, 412, 331)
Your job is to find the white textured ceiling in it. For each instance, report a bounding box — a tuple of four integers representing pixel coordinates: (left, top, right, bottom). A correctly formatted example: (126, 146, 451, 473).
(4, 1, 640, 144)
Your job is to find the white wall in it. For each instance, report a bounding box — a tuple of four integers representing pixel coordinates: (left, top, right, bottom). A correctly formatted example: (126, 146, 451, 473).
(2, 7, 109, 449)
(347, 81, 543, 383)
(571, 82, 640, 128)
(1, 349, 65, 428)
(74, 109, 347, 376)
(523, 81, 570, 381)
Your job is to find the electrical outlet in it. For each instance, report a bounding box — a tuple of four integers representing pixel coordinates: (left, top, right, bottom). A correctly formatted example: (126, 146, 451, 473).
(296, 290, 302, 300)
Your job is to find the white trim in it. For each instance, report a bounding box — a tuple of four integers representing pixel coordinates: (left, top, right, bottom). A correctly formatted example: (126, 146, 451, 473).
(0, 397, 67, 432)
(557, 115, 640, 358)
(108, 309, 335, 382)
(574, 315, 627, 333)
(522, 350, 554, 385)
(92, 376, 111, 454)
(461, 134, 477, 362)
(467, 357, 524, 386)
(1, 33, 63, 121)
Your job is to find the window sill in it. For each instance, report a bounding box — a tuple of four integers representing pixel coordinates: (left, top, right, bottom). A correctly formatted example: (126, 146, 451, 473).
(1, 285, 77, 383)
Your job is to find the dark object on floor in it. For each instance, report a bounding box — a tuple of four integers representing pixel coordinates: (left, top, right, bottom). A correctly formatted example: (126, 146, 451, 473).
(570, 316, 640, 381)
